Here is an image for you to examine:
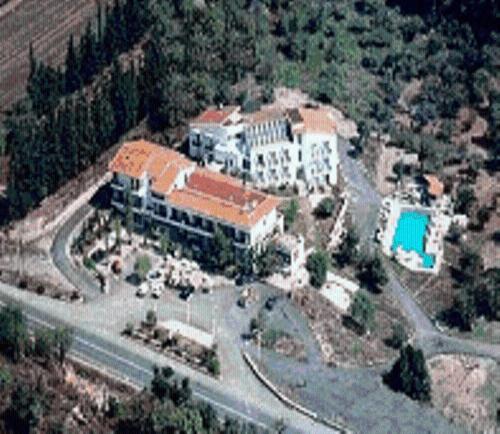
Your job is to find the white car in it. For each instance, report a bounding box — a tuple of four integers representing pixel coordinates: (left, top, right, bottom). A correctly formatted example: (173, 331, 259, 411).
(136, 281, 149, 297)
(151, 281, 163, 298)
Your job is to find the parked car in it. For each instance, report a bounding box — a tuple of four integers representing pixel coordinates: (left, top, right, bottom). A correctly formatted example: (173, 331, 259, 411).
(265, 296, 278, 311)
(179, 287, 194, 301)
(151, 282, 163, 298)
(136, 282, 149, 297)
(236, 273, 256, 286)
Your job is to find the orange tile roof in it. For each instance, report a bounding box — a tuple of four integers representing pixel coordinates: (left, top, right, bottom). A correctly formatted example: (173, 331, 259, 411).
(108, 140, 193, 195)
(167, 167, 281, 228)
(191, 106, 240, 125)
(424, 174, 444, 197)
(288, 107, 336, 135)
(110, 141, 280, 229)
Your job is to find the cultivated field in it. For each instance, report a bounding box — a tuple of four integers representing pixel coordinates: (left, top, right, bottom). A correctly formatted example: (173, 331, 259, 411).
(0, 0, 108, 110)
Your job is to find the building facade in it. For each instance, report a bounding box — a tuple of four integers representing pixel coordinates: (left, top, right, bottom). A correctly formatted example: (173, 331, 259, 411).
(109, 140, 283, 256)
(188, 105, 339, 191)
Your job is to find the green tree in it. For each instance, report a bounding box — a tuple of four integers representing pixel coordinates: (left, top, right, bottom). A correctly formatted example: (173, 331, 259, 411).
(306, 250, 330, 288)
(211, 228, 233, 270)
(34, 329, 56, 362)
(283, 199, 299, 230)
(6, 383, 44, 434)
(384, 344, 431, 402)
(314, 197, 335, 219)
(53, 327, 73, 365)
(475, 206, 490, 230)
(386, 323, 407, 349)
(350, 291, 375, 334)
(255, 243, 280, 277)
(64, 34, 82, 93)
(454, 182, 476, 216)
(159, 231, 170, 258)
(135, 255, 152, 281)
(335, 229, 359, 267)
(145, 309, 157, 328)
(0, 304, 28, 362)
(151, 365, 174, 402)
(358, 253, 388, 293)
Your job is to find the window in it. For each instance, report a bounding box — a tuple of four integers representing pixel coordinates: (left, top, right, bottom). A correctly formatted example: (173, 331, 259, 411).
(298, 134, 302, 145)
(131, 178, 140, 190)
(243, 159, 251, 170)
(133, 197, 142, 208)
(298, 150, 302, 162)
(258, 154, 264, 165)
(156, 204, 167, 218)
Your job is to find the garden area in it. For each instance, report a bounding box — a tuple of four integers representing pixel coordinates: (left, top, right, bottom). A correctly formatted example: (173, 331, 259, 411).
(123, 309, 221, 378)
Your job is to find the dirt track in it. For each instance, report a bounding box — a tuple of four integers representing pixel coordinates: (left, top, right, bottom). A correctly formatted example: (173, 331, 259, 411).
(0, 0, 107, 110)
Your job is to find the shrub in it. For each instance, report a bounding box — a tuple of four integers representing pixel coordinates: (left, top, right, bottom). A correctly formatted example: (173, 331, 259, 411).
(306, 250, 330, 288)
(314, 197, 335, 219)
(350, 291, 375, 334)
(134, 255, 152, 282)
(83, 256, 96, 271)
(385, 323, 407, 349)
(283, 199, 299, 230)
(145, 310, 157, 328)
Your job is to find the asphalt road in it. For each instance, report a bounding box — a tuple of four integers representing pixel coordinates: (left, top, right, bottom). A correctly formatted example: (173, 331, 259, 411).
(16, 136, 499, 434)
(50, 202, 101, 300)
(338, 138, 500, 360)
(0, 288, 312, 433)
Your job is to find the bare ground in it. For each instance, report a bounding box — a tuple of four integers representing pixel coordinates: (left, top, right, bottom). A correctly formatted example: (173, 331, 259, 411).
(429, 354, 499, 434)
(292, 285, 411, 367)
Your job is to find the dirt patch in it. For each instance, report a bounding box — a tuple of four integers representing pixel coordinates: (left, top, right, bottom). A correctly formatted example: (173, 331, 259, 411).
(429, 354, 499, 433)
(292, 285, 411, 367)
(453, 108, 489, 153)
(368, 141, 419, 196)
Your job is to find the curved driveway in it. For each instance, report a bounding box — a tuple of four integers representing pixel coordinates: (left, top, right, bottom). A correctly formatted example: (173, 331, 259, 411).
(338, 138, 500, 360)
(50, 203, 101, 300)
(42, 138, 500, 434)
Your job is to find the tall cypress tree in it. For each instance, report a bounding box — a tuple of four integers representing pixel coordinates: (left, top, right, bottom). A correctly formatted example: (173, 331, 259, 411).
(79, 22, 99, 84)
(91, 89, 116, 150)
(65, 35, 82, 93)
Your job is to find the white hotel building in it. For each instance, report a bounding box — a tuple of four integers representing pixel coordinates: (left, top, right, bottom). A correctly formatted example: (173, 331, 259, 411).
(108, 140, 283, 257)
(188, 105, 339, 191)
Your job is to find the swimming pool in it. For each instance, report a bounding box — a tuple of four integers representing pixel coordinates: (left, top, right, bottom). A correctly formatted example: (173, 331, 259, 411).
(392, 211, 435, 268)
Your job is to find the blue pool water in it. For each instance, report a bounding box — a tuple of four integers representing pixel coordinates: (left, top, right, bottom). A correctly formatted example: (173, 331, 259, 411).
(392, 211, 435, 268)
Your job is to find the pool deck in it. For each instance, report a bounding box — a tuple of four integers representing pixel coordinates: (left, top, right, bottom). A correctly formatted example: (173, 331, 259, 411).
(378, 197, 452, 274)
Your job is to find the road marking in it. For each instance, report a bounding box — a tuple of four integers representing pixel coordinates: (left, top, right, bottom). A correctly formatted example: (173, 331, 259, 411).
(0, 300, 271, 430)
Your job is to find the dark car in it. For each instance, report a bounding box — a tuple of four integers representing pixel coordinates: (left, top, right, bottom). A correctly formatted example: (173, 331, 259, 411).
(236, 274, 254, 286)
(265, 296, 278, 311)
(179, 287, 194, 301)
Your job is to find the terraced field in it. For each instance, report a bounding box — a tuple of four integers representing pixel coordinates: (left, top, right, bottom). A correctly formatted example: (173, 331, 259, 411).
(0, 0, 108, 110)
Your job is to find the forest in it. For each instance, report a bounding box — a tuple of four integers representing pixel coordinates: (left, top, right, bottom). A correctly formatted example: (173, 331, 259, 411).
(1, 0, 498, 220)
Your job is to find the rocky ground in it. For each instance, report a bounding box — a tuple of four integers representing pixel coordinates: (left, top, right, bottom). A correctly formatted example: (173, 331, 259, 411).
(429, 354, 500, 433)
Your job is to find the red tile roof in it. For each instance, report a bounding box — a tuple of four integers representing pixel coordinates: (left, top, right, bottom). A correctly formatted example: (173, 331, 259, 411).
(191, 106, 240, 125)
(169, 167, 281, 228)
(110, 141, 281, 229)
